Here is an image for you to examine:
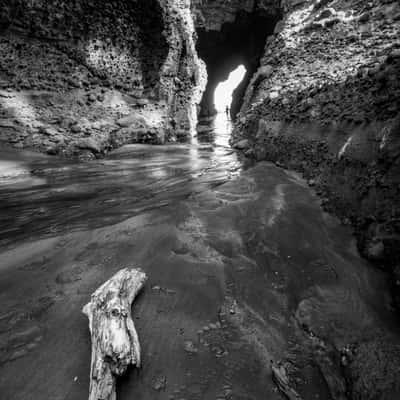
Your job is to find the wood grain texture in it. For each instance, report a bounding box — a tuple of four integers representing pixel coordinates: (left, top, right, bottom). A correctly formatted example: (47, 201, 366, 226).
(83, 268, 147, 400)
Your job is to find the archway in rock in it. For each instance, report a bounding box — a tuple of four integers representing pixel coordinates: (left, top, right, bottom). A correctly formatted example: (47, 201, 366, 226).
(214, 65, 247, 114)
(196, 11, 279, 119)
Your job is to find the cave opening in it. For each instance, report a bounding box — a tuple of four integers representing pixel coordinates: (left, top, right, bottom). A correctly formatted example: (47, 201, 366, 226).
(214, 64, 247, 114)
(196, 11, 280, 119)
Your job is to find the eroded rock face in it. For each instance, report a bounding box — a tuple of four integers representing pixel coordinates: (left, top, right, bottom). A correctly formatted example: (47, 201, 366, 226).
(231, 0, 400, 307)
(194, 1, 400, 398)
(0, 0, 206, 156)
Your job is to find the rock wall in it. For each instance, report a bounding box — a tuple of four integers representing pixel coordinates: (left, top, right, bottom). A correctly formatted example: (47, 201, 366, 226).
(220, 3, 400, 396)
(231, 0, 400, 297)
(0, 0, 206, 158)
(192, 0, 281, 30)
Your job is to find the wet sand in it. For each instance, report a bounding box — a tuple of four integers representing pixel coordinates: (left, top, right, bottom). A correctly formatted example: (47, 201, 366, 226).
(0, 115, 399, 399)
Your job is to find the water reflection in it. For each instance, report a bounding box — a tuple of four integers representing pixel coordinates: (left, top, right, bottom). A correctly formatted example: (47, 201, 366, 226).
(196, 112, 233, 148)
(0, 114, 241, 247)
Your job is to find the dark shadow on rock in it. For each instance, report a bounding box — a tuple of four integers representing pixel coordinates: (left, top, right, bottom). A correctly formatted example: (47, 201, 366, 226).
(232, 54, 400, 313)
(196, 10, 281, 119)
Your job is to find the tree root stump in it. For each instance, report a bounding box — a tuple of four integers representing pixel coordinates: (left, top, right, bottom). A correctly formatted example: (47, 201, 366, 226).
(83, 268, 147, 400)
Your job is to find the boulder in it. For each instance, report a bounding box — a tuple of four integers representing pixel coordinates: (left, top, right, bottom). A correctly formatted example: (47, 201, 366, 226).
(41, 126, 59, 136)
(75, 137, 102, 153)
(233, 139, 250, 150)
(116, 113, 147, 128)
(71, 124, 82, 134)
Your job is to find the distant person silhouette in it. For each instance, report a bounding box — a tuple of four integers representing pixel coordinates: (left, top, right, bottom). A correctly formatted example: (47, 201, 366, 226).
(225, 106, 230, 118)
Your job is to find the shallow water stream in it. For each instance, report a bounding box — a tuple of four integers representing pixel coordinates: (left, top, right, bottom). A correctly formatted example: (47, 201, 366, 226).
(0, 114, 398, 400)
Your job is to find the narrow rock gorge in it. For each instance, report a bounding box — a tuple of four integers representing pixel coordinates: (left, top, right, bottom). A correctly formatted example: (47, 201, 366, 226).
(194, 1, 281, 118)
(0, 1, 400, 400)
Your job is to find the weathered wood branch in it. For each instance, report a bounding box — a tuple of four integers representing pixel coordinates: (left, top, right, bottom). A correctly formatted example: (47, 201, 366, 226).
(83, 268, 147, 400)
(271, 361, 302, 400)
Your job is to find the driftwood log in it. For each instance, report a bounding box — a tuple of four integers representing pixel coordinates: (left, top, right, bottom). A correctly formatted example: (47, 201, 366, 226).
(83, 268, 147, 400)
(271, 362, 302, 400)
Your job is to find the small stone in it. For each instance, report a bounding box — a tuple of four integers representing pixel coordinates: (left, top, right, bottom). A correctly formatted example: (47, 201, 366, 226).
(258, 65, 273, 78)
(318, 8, 335, 20)
(46, 146, 59, 155)
(135, 98, 149, 107)
(233, 139, 250, 150)
(230, 300, 237, 315)
(359, 12, 370, 23)
(366, 241, 385, 261)
(42, 126, 59, 136)
(184, 340, 198, 354)
(75, 138, 102, 153)
(269, 91, 279, 100)
(71, 124, 81, 134)
(152, 375, 167, 391)
(390, 49, 400, 59)
(244, 149, 253, 157)
(117, 113, 142, 128)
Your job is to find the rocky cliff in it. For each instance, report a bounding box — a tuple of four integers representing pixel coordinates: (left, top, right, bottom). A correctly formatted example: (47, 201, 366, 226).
(230, 0, 400, 306)
(0, 0, 206, 159)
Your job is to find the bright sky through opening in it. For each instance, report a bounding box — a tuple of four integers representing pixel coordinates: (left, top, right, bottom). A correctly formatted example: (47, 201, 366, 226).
(214, 65, 246, 112)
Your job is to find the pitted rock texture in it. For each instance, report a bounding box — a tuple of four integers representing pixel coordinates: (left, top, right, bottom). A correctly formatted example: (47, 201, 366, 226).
(0, 0, 206, 158)
(238, 0, 400, 125)
(192, 0, 281, 31)
(231, 0, 400, 307)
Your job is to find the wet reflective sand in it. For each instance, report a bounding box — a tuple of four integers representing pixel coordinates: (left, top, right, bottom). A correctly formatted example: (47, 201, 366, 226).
(0, 114, 399, 399)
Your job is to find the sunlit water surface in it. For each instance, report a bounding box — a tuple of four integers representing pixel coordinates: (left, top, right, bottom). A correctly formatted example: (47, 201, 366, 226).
(0, 113, 243, 246)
